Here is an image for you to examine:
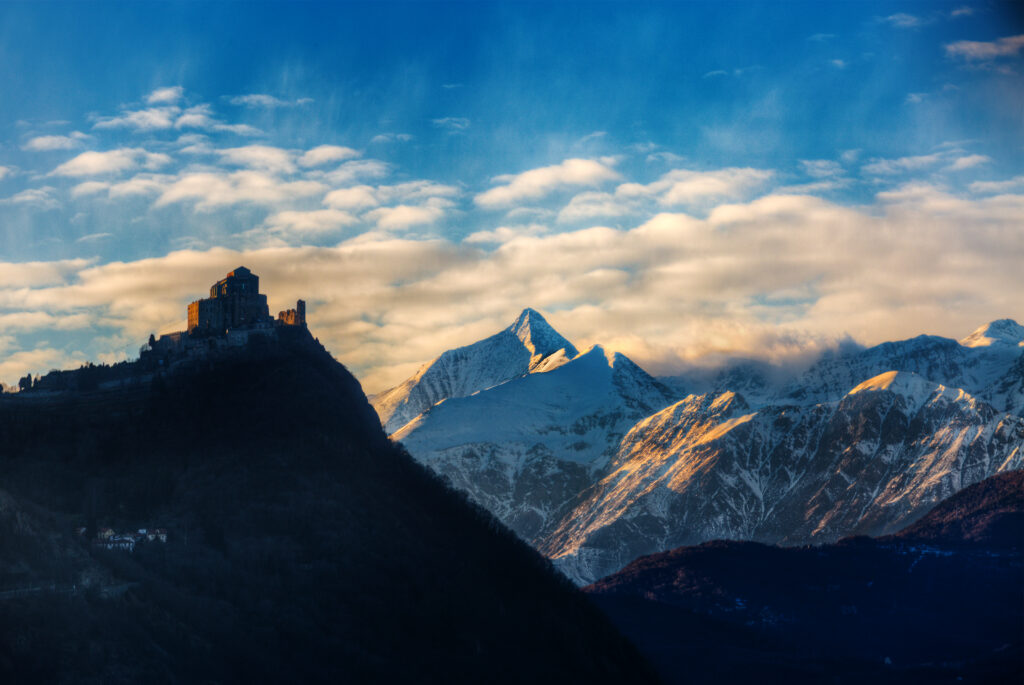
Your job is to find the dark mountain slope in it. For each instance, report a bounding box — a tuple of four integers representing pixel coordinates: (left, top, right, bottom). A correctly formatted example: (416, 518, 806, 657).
(585, 472, 1024, 684)
(887, 469, 1024, 547)
(0, 330, 654, 683)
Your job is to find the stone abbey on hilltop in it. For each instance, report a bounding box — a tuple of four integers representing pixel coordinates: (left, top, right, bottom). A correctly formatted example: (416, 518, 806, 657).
(18, 267, 309, 392)
(187, 266, 305, 334)
(144, 266, 306, 360)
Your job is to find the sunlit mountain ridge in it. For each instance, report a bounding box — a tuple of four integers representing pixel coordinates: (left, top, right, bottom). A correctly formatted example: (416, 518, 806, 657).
(376, 311, 1024, 583)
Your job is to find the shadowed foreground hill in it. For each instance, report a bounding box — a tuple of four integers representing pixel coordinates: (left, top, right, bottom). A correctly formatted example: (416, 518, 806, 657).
(0, 330, 655, 683)
(586, 471, 1024, 685)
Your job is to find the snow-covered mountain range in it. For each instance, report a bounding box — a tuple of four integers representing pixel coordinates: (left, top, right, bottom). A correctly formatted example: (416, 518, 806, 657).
(389, 321, 676, 542)
(372, 312, 1024, 584)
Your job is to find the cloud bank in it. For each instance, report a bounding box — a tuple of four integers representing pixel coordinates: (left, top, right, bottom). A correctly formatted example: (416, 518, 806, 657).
(1, 182, 1021, 391)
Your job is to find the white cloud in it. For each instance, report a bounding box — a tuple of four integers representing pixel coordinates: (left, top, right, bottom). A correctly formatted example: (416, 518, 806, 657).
(947, 154, 991, 171)
(776, 179, 848, 194)
(262, 208, 359, 235)
(830, 59, 847, 69)
(0, 166, 11, 180)
(969, 175, 1024, 194)
(365, 198, 453, 230)
(375, 181, 460, 204)
(22, 132, 89, 151)
(321, 178, 459, 220)
(646, 151, 686, 165)
(0, 311, 92, 331)
(176, 137, 214, 155)
(323, 185, 380, 210)
(465, 224, 548, 244)
(146, 86, 184, 105)
(174, 104, 216, 129)
(174, 105, 263, 136)
(71, 181, 110, 198)
(216, 145, 296, 174)
(882, 13, 921, 28)
(557, 191, 638, 223)
(76, 232, 113, 243)
(861, 153, 944, 175)
(950, 6, 974, 17)
(299, 145, 361, 167)
(4, 177, 1024, 391)
(672, 169, 773, 204)
(703, 66, 762, 79)
(93, 106, 179, 131)
(175, 133, 209, 147)
(0, 258, 94, 287)
(154, 171, 326, 211)
(432, 117, 470, 131)
(475, 158, 620, 208)
(69, 176, 165, 201)
(644, 167, 774, 205)
(905, 92, 926, 104)
(799, 160, 844, 178)
(945, 34, 1024, 61)
(0, 186, 59, 209)
(51, 148, 172, 177)
(370, 133, 413, 144)
(216, 123, 263, 136)
(108, 174, 172, 198)
(228, 94, 313, 108)
(320, 159, 390, 185)
(504, 206, 557, 221)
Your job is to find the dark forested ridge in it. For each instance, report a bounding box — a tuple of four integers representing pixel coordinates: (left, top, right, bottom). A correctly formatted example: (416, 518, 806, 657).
(885, 470, 1024, 547)
(0, 329, 655, 683)
(586, 471, 1024, 685)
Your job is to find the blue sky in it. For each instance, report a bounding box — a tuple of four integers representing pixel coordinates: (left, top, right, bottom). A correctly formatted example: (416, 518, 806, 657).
(0, 1, 1022, 390)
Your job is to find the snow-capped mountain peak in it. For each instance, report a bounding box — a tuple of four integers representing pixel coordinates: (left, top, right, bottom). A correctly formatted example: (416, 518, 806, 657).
(390, 338, 678, 546)
(847, 369, 937, 398)
(960, 319, 1024, 349)
(509, 308, 579, 365)
(371, 308, 580, 432)
(845, 370, 975, 414)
